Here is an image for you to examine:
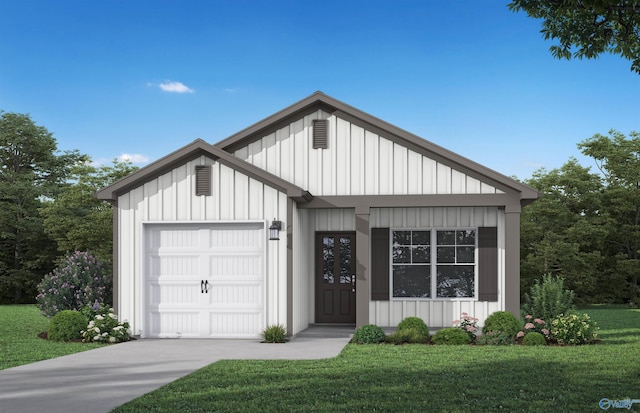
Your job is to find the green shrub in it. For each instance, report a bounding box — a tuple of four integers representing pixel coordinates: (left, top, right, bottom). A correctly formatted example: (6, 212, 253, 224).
(261, 324, 288, 343)
(352, 324, 386, 344)
(476, 331, 516, 346)
(522, 331, 547, 346)
(396, 317, 429, 339)
(482, 311, 521, 338)
(551, 312, 598, 345)
(48, 310, 88, 342)
(521, 273, 575, 322)
(385, 328, 428, 344)
(431, 328, 471, 345)
(36, 251, 112, 317)
(81, 306, 131, 343)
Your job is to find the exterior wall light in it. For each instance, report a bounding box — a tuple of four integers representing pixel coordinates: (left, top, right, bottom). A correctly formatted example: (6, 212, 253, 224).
(269, 219, 282, 241)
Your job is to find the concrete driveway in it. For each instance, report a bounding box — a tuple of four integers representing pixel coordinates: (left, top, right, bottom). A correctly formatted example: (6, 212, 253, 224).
(0, 331, 351, 413)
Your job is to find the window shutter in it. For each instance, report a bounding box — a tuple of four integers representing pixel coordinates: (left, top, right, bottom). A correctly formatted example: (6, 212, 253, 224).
(195, 165, 211, 196)
(313, 119, 328, 149)
(371, 228, 390, 300)
(478, 227, 498, 301)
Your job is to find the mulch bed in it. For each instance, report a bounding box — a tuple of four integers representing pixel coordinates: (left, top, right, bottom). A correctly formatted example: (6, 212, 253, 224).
(37, 331, 83, 342)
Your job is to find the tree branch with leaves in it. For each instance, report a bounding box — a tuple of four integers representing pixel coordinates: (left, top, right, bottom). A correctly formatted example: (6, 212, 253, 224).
(509, 0, 640, 73)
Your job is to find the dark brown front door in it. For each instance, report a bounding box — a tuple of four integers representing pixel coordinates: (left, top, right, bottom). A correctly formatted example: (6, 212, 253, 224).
(315, 232, 356, 324)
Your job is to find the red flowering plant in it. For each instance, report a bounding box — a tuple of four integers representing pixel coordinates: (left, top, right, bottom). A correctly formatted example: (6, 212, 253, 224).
(452, 312, 479, 343)
(517, 315, 550, 342)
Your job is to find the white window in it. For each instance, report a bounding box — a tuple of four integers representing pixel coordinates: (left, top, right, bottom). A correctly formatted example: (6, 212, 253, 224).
(391, 229, 476, 299)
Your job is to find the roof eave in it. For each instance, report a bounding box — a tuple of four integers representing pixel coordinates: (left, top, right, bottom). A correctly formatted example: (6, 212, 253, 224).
(95, 138, 311, 203)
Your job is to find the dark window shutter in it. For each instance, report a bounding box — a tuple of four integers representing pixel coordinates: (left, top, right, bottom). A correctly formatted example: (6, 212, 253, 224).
(478, 227, 498, 301)
(371, 228, 390, 300)
(195, 165, 211, 196)
(313, 119, 328, 149)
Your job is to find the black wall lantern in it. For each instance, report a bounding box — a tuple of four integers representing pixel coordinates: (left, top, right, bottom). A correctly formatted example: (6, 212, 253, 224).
(269, 219, 282, 241)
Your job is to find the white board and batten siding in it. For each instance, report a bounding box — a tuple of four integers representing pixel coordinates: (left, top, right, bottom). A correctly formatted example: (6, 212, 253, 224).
(235, 113, 508, 328)
(290, 208, 358, 334)
(234, 111, 503, 197)
(368, 207, 504, 328)
(117, 155, 288, 338)
(288, 205, 505, 330)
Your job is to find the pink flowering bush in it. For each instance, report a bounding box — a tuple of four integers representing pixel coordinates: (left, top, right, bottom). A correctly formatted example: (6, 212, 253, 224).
(452, 312, 479, 343)
(36, 251, 112, 317)
(517, 315, 550, 342)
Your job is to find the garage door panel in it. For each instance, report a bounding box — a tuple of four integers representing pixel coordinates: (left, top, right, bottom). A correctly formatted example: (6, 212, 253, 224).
(148, 255, 201, 279)
(209, 254, 263, 279)
(145, 222, 266, 339)
(207, 282, 264, 307)
(149, 311, 201, 338)
(147, 227, 201, 250)
(209, 224, 264, 249)
(206, 311, 264, 338)
(148, 282, 202, 307)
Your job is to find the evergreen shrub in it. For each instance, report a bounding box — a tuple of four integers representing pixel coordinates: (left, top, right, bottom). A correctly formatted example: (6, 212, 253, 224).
(482, 311, 521, 338)
(396, 317, 429, 339)
(522, 331, 547, 346)
(431, 327, 471, 345)
(476, 331, 516, 345)
(48, 310, 88, 342)
(352, 324, 386, 344)
(385, 327, 428, 344)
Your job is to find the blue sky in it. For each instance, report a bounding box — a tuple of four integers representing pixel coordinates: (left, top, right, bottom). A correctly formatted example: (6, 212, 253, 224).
(1, 1, 639, 180)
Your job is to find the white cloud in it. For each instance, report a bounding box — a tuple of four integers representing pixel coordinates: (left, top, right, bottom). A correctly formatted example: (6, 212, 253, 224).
(158, 80, 194, 93)
(118, 153, 150, 164)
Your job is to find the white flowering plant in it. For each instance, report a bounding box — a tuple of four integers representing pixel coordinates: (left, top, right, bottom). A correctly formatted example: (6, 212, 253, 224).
(81, 307, 131, 344)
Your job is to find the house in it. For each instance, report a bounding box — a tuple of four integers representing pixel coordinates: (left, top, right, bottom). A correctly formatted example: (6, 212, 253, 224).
(96, 91, 539, 339)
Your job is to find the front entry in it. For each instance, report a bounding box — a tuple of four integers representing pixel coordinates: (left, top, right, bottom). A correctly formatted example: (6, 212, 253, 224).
(315, 232, 356, 324)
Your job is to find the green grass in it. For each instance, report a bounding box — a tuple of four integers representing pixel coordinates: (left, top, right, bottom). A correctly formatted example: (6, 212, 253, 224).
(113, 307, 640, 413)
(0, 305, 104, 370)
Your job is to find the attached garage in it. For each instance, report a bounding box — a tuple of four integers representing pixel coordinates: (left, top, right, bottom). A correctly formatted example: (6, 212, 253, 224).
(144, 222, 266, 338)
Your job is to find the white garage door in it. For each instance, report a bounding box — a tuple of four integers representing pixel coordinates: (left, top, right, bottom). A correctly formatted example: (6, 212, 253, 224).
(144, 222, 266, 339)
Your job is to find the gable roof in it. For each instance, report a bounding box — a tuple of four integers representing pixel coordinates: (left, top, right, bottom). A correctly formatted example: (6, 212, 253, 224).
(216, 91, 539, 203)
(95, 138, 313, 203)
(97, 92, 538, 206)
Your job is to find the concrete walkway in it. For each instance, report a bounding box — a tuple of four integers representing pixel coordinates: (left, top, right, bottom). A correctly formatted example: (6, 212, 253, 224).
(0, 331, 352, 413)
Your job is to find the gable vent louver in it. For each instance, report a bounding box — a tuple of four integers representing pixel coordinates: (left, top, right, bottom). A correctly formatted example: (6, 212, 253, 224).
(195, 165, 211, 196)
(313, 119, 328, 149)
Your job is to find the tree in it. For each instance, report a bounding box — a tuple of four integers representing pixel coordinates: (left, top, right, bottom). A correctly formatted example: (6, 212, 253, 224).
(40, 159, 136, 261)
(0, 112, 82, 303)
(521, 159, 609, 303)
(509, 1, 640, 73)
(578, 130, 640, 304)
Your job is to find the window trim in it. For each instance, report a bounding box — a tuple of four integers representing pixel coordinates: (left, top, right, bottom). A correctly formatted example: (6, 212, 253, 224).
(389, 227, 478, 301)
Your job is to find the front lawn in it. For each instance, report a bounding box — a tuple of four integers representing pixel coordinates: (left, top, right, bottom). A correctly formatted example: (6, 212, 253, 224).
(113, 307, 640, 413)
(0, 305, 104, 370)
